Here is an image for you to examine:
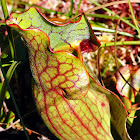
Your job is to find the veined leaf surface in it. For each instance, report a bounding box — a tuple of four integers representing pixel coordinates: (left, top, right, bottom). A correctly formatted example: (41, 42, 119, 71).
(6, 7, 100, 54)
(6, 7, 131, 140)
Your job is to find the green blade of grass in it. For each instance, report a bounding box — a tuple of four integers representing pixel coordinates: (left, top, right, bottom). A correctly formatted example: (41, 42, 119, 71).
(0, 61, 20, 108)
(1, 64, 11, 67)
(69, 0, 74, 17)
(0, 23, 6, 26)
(101, 57, 113, 77)
(87, 13, 135, 20)
(92, 26, 140, 39)
(1, 0, 15, 60)
(87, 13, 119, 19)
(128, 0, 140, 35)
(76, 0, 82, 15)
(0, 62, 30, 140)
(101, 40, 140, 47)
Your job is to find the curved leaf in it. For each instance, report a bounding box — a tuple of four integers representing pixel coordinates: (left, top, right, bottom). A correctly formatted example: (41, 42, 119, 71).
(116, 65, 140, 100)
(10, 28, 90, 99)
(0, 61, 20, 109)
(89, 78, 130, 140)
(33, 81, 113, 140)
(116, 65, 140, 126)
(6, 7, 100, 54)
(6, 7, 131, 140)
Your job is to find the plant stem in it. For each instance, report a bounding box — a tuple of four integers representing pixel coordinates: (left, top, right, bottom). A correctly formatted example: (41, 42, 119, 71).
(0, 61, 19, 110)
(69, 0, 74, 18)
(101, 40, 140, 47)
(128, 0, 140, 36)
(102, 57, 113, 77)
(1, 0, 15, 60)
(76, 0, 82, 15)
(92, 26, 140, 39)
(1, 0, 9, 19)
(87, 13, 135, 20)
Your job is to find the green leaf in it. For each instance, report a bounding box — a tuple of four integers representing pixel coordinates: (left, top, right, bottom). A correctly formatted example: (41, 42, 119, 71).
(0, 61, 20, 109)
(89, 78, 130, 140)
(0, 83, 10, 99)
(116, 65, 140, 102)
(6, 7, 100, 54)
(33, 80, 114, 140)
(6, 7, 131, 140)
(6, 111, 15, 128)
(116, 65, 140, 125)
(1, 53, 8, 59)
